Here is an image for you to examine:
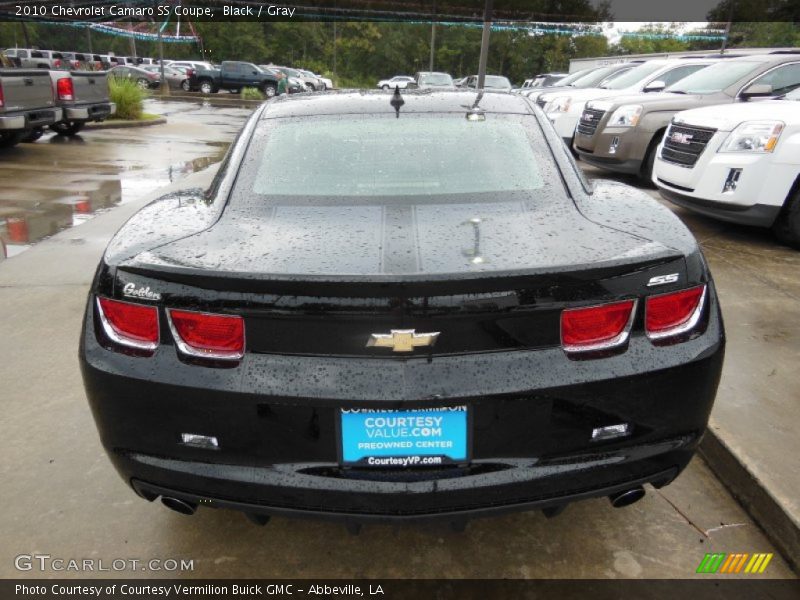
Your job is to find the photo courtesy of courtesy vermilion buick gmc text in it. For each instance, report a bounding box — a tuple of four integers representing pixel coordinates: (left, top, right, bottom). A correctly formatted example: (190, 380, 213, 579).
(80, 90, 725, 527)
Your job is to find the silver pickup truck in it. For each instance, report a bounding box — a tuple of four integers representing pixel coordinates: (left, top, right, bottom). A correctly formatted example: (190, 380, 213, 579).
(0, 68, 61, 148)
(48, 70, 115, 136)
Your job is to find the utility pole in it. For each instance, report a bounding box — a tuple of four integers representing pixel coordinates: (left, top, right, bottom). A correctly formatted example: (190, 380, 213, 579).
(477, 0, 493, 89)
(720, 0, 735, 54)
(429, 0, 437, 72)
(332, 21, 337, 76)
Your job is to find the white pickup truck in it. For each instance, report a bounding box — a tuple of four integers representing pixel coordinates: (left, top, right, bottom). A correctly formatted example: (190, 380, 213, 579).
(654, 86, 800, 248)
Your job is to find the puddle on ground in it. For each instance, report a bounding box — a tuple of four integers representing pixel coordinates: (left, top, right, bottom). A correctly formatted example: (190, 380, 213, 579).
(0, 100, 252, 259)
(0, 153, 224, 258)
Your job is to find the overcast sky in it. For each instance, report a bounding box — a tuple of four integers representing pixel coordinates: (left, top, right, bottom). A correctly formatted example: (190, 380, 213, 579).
(594, 0, 723, 22)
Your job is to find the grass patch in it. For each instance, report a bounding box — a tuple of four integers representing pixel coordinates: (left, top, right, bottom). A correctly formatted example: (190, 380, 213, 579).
(241, 87, 266, 101)
(108, 77, 148, 120)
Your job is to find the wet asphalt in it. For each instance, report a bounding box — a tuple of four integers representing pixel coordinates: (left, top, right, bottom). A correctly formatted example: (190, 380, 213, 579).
(0, 99, 796, 579)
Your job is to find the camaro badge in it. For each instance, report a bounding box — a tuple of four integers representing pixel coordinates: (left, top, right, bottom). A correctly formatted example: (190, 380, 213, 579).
(367, 329, 440, 352)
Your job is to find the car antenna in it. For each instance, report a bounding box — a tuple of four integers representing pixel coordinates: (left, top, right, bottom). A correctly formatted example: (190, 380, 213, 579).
(390, 85, 405, 118)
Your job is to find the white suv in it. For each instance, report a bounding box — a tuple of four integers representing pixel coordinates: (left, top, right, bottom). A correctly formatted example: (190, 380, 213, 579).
(654, 83, 800, 247)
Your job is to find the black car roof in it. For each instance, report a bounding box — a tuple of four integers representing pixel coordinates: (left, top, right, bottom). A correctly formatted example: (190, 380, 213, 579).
(261, 90, 534, 119)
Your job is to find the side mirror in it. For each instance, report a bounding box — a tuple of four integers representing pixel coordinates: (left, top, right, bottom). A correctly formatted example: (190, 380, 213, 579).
(643, 80, 666, 93)
(740, 83, 773, 99)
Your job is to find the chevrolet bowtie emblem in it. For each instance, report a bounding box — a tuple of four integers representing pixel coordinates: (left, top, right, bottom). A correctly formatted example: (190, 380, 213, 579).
(367, 329, 440, 352)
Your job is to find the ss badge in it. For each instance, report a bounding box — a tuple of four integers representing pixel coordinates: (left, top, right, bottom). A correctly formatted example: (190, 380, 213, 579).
(647, 273, 680, 287)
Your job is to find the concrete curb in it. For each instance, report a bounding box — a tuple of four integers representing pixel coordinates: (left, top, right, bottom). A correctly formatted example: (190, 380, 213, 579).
(85, 117, 167, 130)
(154, 93, 265, 106)
(700, 428, 799, 572)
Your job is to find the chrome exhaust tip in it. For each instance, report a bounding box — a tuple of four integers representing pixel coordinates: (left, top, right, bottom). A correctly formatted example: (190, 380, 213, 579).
(609, 486, 645, 508)
(161, 496, 197, 515)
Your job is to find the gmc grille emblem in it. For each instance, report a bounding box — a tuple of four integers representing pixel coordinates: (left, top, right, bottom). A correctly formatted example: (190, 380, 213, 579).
(582, 113, 593, 121)
(670, 132, 694, 144)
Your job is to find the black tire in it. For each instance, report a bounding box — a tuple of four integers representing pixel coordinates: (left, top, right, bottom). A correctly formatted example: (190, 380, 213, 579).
(639, 134, 662, 187)
(305, 83, 316, 92)
(49, 121, 85, 136)
(199, 80, 216, 94)
(772, 186, 800, 249)
(0, 131, 25, 149)
(20, 127, 44, 143)
(136, 78, 150, 90)
(181, 80, 191, 92)
(263, 83, 277, 98)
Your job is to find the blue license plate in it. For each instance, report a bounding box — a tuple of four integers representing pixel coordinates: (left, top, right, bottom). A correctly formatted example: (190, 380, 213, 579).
(340, 406, 468, 467)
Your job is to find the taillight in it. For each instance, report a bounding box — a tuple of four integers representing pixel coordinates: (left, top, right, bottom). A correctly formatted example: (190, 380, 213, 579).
(57, 77, 74, 101)
(97, 297, 159, 351)
(645, 285, 706, 340)
(561, 300, 636, 353)
(54, 59, 62, 68)
(167, 309, 244, 360)
(0, 81, 4, 107)
(186, 68, 194, 77)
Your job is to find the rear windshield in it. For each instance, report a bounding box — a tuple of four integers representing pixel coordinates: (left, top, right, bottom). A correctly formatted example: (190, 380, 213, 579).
(232, 114, 563, 204)
(666, 61, 761, 94)
(600, 62, 665, 89)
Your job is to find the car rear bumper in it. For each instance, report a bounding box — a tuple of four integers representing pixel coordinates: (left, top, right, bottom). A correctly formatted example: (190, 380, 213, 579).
(64, 102, 116, 121)
(0, 108, 61, 130)
(80, 286, 725, 520)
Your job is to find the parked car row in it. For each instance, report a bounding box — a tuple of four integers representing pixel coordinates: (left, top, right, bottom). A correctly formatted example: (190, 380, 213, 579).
(2, 48, 163, 71)
(0, 62, 114, 148)
(550, 52, 800, 246)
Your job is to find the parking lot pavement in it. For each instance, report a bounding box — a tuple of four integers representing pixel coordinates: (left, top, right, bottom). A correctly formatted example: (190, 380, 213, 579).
(581, 165, 800, 570)
(0, 98, 252, 258)
(0, 105, 795, 579)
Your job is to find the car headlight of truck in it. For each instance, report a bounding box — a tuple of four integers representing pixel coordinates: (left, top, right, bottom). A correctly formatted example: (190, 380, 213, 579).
(545, 96, 572, 114)
(718, 120, 784, 153)
(607, 105, 643, 127)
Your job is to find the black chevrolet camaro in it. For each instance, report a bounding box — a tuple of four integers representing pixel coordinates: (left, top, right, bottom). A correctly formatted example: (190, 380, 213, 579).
(80, 90, 725, 527)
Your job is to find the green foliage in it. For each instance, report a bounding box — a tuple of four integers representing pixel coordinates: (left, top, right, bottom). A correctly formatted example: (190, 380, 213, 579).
(108, 77, 146, 120)
(241, 87, 265, 101)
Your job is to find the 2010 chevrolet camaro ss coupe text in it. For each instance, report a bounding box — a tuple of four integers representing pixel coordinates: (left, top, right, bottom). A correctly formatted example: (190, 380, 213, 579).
(80, 90, 725, 526)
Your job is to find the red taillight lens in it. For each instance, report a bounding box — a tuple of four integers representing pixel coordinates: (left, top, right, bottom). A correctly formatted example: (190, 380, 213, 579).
(186, 68, 194, 77)
(645, 285, 706, 340)
(97, 297, 159, 350)
(168, 309, 244, 360)
(54, 59, 62, 68)
(56, 77, 74, 101)
(561, 300, 635, 352)
(0, 82, 4, 108)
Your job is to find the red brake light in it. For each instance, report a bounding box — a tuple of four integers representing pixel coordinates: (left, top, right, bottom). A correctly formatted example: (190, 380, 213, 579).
(0, 81, 4, 108)
(54, 59, 62, 68)
(561, 300, 635, 353)
(57, 77, 74, 101)
(97, 297, 159, 351)
(645, 285, 706, 340)
(168, 309, 244, 360)
(186, 68, 194, 77)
